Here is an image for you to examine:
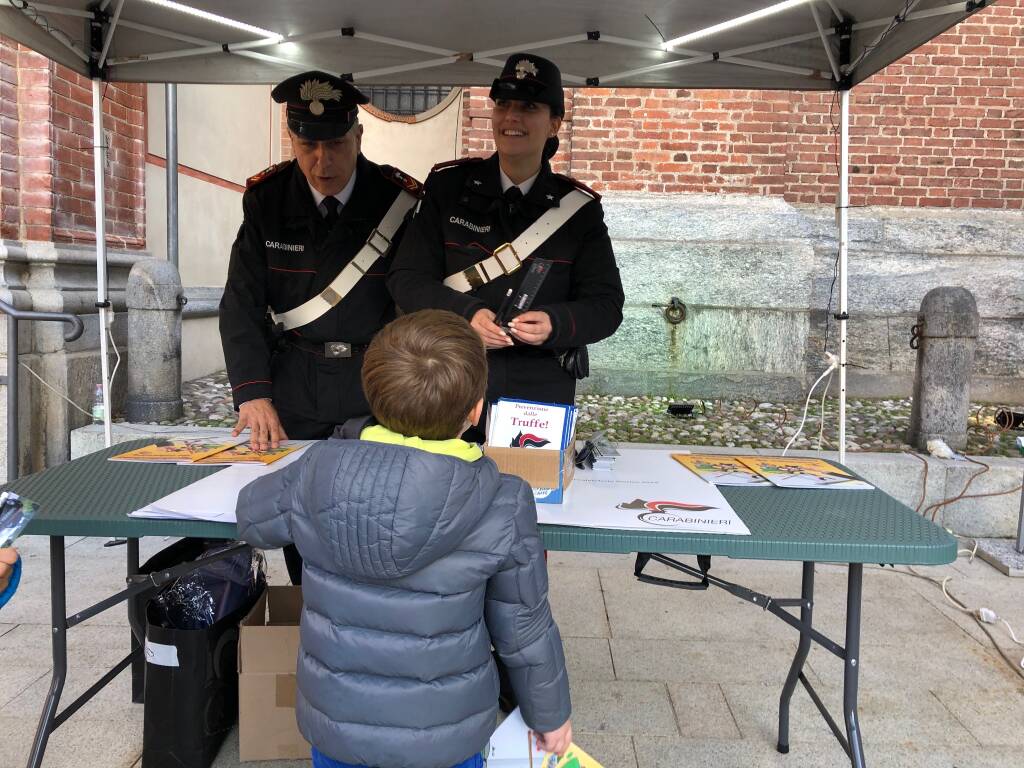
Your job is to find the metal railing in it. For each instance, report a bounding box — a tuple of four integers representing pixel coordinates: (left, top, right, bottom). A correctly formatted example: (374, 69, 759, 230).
(0, 300, 84, 481)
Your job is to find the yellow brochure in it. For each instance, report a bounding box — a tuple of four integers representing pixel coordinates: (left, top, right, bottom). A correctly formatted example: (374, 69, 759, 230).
(672, 453, 771, 486)
(190, 441, 308, 465)
(737, 456, 872, 490)
(111, 438, 242, 463)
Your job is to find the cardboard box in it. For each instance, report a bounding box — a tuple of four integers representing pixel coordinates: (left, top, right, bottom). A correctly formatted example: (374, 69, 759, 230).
(484, 438, 575, 504)
(237, 585, 308, 762)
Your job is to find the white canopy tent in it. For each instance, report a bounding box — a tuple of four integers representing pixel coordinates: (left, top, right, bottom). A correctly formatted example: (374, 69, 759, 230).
(0, 0, 993, 463)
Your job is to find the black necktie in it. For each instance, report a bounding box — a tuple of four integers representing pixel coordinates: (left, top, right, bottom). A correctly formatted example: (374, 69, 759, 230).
(320, 198, 341, 229)
(503, 186, 523, 215)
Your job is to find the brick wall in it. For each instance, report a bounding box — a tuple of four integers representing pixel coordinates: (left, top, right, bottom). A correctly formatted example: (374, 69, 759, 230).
(1, 41, 21, 240)
(279, 104, 293, 162)
(460, 0, 1023, 209)
(0, 35, 146, 247)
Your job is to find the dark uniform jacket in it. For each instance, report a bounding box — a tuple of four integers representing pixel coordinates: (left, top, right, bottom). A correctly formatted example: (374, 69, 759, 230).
(220, 154, 418, 438)
(388, 154, 624, 408)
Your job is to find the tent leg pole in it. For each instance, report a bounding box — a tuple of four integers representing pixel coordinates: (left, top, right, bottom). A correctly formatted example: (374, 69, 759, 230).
(838, 88, 850, 466)
(166, 84, 179, 268)
(92, 78, 112, 448)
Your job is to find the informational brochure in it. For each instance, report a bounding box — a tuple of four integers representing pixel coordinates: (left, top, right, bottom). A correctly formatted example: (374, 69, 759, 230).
(537, 449, 751, 536)
(110, 437, 246, 463)
(672, 454, 771, 486)
(188, 440, 311, 465)
(489, 708, 604, 768)
(487, 398, 575, 451)
(737, 456, 873, 490)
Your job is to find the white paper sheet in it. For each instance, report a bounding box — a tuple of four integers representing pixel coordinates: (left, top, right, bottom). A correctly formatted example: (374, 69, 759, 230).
(488, 708, 539, 767)
(536, 448, 751, 536)
(127, 445, 311, 523)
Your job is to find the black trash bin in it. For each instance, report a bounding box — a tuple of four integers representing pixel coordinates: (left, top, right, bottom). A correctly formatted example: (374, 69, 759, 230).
(137, 538, 265, 768)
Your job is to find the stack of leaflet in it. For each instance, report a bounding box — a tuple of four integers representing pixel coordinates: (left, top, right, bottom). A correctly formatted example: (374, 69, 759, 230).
(487, 399, 577, 452)
(583, 431, 619, 471)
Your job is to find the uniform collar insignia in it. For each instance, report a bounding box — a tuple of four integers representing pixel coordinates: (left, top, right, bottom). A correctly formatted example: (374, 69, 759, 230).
(514, 59, 538, 79)
(299, 79, 342, 116)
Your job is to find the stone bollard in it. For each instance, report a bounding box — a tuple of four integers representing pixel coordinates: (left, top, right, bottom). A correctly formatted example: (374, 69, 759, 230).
(126, 260, 184, 422)
(907, 287, 979, 451)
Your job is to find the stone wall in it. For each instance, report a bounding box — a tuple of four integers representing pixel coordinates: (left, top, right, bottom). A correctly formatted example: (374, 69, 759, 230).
(0, 240, 142, 481)
(586, 196, 1024, 404)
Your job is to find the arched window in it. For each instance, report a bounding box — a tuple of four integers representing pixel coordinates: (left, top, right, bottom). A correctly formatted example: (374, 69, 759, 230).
(360, 86, 454, 116)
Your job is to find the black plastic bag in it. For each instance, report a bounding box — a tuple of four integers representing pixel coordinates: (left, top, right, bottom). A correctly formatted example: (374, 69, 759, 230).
(148, 542, 266, 630)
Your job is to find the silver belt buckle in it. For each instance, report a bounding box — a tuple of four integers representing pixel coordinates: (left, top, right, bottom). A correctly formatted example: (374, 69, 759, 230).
(324, 341, 352, 358)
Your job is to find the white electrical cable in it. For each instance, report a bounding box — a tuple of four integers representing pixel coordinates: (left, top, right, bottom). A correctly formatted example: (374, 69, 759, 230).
(18, 359, 171, 435)
(19, 362, 93, 418)
(817, 367, 834, 450)
(898, 548, 1024, 674)
(783, 353, 839, 456)
(1001, 619, 1023, 646)
(107, 325, 121, 399)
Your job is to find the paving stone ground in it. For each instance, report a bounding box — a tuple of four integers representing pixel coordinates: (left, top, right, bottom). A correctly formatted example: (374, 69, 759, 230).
(2, 532, 1022, 768)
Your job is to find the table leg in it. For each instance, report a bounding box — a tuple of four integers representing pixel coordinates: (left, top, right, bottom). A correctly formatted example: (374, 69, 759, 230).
(845, 563, 866, 768)
(127, 538, 144, 704)
(25, 537, 67, 768)
(777, 561, 815, 754)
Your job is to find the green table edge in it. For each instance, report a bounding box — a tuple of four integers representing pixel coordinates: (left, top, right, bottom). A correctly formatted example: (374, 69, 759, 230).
(2, 443, 957, 566)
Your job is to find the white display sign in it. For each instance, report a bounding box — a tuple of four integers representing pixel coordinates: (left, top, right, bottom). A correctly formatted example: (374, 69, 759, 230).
(537, 449, 751, 536)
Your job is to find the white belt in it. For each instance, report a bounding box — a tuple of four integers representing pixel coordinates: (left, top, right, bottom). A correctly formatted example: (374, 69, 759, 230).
(442, 188, 592, 293)
(272, 190, 418, 331)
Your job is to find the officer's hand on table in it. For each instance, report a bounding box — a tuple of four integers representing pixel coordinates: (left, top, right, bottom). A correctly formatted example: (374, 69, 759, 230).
(535, 719, 573, 758)
(233, 398, 289, 451)
(0, 548, 18, 594)
(507, 310, 552, 345)
(471, 308, 514, 349)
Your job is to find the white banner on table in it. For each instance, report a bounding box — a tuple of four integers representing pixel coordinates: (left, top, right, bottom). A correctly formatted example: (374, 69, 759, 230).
(537, 449, 751, 536)
(128, 444, 311, 523)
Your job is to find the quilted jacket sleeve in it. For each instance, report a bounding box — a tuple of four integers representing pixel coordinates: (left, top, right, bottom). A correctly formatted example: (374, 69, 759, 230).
(235, 453, 308, 550)
(485, 478, 571, 734)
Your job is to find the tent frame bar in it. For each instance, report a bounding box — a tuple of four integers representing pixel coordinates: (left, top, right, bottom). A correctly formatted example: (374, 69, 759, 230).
(96, 0, 124, 69)
(601, 27, 834, 84)
(17, 1, 91, 18)
(811, 3, 842, 82)
(113, 18, 321, 70)
(9, 0, 89, 63)
(847, 0, 925, 75)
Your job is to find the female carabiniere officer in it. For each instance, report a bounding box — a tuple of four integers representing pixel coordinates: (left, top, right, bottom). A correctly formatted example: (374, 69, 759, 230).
(388, 54, 624, 428)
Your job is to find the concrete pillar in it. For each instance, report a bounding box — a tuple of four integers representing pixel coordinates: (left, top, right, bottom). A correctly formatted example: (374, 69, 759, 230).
(907, 287, 979, 451)
(126, 260, 184, 422)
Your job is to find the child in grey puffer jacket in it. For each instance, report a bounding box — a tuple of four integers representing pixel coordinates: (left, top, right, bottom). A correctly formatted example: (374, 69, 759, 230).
(237, 309, 572, 768)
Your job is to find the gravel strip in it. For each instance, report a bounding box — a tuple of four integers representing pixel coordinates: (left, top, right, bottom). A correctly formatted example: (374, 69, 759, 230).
(133, 370, 1022, 457)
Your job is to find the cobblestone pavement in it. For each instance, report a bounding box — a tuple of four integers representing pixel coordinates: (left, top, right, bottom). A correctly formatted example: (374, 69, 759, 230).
(164, 371, 1022, 456)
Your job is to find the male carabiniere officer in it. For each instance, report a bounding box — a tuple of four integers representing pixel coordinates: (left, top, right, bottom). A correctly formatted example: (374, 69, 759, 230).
(220, 71, 422, 583)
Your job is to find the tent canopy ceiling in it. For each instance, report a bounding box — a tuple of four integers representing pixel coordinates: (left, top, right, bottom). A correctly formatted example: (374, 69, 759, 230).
(1, 0, 985, 90)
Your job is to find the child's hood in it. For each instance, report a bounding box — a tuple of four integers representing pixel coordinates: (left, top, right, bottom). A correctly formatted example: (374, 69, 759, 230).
(303, 439, 503, 581)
